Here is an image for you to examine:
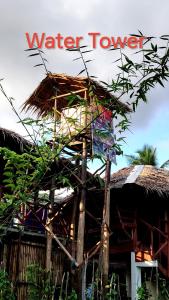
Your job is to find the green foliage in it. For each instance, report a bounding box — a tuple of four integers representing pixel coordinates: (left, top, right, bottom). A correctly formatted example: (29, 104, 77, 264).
(126, 144, 169, 168)
(105, 273, 119, 300)
(109, 35, 169, 112)
(126, 144, 158, 166)
(67, 289, 78, 300)
(0, 269, 15, 300)
(66, 35, 169, 159)
(158, 277, 169, 299)
(0, 146, 50, 207)
(0, 140, 72, 216)
(137, 284, 151, 300)
(26, 264, 54, 300)
(160, 160, 169, 169)
(85, 272, 120, 300)
(27, 266, 79, 300)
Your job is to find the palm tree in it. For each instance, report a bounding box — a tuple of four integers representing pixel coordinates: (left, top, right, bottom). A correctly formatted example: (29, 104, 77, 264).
(126, 144, 169, 169)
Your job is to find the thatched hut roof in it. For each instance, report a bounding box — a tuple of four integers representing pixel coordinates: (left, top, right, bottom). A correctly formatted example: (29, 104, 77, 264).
(110, 165, 169, 195)
(0, 127, 103, 191)
(23, 73, 131, 117)
(0, 127, 31, 154)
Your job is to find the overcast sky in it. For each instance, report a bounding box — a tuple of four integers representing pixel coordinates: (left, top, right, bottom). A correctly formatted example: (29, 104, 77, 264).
(0, 0, 169, 171)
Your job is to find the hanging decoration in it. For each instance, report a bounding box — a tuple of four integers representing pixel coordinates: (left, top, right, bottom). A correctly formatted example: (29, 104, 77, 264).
(92, 105, 116, 163)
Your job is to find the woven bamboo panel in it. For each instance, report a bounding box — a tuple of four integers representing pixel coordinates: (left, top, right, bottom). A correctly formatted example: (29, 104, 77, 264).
(5, 239, 65, 300)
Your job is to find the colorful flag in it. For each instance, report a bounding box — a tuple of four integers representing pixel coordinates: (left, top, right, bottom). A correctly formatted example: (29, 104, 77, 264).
(91, 105, 116, 163)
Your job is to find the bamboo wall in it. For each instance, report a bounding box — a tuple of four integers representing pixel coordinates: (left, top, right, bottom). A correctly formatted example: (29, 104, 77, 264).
(2, 236, 65, 300)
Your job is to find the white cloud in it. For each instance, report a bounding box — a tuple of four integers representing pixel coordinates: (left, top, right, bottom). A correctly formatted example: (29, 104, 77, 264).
(0, 0, 169, 135)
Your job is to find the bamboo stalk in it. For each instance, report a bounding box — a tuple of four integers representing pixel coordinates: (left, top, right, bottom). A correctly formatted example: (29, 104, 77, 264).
(45, 225, 78, 267)
(50, 88, 88, 100)
(76, 90, 87, 266)
(76, 90, 88, 299)
(70, 194, 78, 258)
(46, 92, 58, 272)
(45, 203, 53, 271)
(101, 158, 111, 298)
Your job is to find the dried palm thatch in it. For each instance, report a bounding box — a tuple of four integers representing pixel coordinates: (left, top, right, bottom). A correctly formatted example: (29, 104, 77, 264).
(110, 165, 169, 195)
(0, 127, 102, 190)
(0, 127, 31, 153)
(23, 73, 131, 117)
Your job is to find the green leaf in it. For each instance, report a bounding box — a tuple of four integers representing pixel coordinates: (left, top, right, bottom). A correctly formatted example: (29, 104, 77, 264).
(82, 50, 93, 53)
(73, 57, 81, 61)
(34, 64, 44, 67)
(28, 53, 40, 57)
(25, 47, 38, 51)
(77, 69, 86, 76)
(156, 77, 165, 87)
(66, 48, 79, 51)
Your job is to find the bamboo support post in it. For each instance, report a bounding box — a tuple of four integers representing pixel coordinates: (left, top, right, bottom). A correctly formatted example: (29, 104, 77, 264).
(76, 90, 87, 266)
(70, 194, 78, 258)
(45, 225, 78, 267)
(46, 93, 57, 271)
(76, 90, 88, 299)
(101, 158, 111, 298)
(46, 183, 55, 271)
(50, 88, 87, 100)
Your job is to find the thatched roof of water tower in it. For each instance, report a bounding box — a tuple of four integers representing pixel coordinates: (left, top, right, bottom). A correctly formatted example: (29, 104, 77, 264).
(23, 73, 131, 117)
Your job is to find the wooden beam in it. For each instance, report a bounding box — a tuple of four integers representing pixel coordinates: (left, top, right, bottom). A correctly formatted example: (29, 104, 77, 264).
(139, 218, 167, 238)
(45, 225, 78, 267)
(85, 209, 101, 225)
(154, 241, 168, 258)
(116, 206, 132, 240)
(25, 204, 79, 267)
(50, 88, 88, 100)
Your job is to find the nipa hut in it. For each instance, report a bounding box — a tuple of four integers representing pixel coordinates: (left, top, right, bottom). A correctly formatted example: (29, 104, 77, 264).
(1, 126, 169, 299)
(0, 126, 104, 299)
(109, 165, 169, 299)
(0, 127, 31, 153)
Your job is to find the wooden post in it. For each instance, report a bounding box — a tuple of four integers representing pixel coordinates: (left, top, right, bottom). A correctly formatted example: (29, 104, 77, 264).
(45, 224, 78, 266)
(70, 194, 78, 258)
(46, 182, 55, 271)
(76, 91, 87, 299)
(76, 143, 87, 265)
(101, 158, 111, 297)
(46, 93, 57, 271)
(70, 159, 80, 257)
